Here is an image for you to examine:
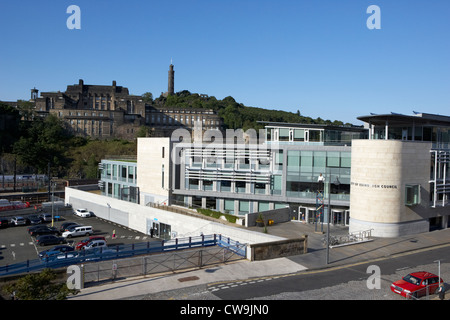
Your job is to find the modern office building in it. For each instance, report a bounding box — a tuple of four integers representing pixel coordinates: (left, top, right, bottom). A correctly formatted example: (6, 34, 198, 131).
(99, 157, 139, 204)
(349, 112, 450, 237)
(100, 122, 367, 226)
(98, 112, 450, 238)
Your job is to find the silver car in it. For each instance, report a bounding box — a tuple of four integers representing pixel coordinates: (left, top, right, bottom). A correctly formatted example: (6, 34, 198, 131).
(10, 216, 26, 226)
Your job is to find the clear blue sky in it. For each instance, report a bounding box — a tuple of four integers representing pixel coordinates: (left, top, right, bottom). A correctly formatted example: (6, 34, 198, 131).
(1, 0, 449, 124)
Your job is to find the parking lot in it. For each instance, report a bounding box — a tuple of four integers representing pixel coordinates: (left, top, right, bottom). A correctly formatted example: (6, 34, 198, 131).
(0, 207, 157, 267)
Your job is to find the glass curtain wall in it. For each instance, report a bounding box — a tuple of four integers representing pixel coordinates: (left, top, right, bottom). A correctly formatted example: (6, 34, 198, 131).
(286, 150, 351, 201)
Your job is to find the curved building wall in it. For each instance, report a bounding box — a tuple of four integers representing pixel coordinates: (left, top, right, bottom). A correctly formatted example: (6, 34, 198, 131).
(349, 140, 432, 237)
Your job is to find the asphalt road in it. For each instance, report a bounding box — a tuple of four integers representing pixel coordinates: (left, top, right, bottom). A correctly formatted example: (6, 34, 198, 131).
(0, 208, 155, 266)
(137, 246, 449, 301)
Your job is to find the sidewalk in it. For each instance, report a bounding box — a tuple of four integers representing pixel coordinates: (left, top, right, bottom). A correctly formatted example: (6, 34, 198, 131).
(69, 223, 450, 300)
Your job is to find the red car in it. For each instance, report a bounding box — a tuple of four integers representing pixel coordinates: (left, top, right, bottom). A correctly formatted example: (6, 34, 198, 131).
(75, 235, 106, 250)
(391, 271, 443, 298)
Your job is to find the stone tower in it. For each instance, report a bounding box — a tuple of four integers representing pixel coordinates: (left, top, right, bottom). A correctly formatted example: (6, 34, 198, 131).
(168, 64, 175, 96)
(30, 87, 39, 101)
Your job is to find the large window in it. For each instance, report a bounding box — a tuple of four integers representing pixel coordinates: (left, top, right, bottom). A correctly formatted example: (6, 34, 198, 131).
(405, 184, 421, 206)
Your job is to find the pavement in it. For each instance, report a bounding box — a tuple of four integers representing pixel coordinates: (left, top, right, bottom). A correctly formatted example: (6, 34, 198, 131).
(69, 221, 450, 300)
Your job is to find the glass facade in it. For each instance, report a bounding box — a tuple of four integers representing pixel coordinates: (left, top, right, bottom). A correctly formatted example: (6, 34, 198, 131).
(286, 150, 351, 201)
(100, 159, 139, 203)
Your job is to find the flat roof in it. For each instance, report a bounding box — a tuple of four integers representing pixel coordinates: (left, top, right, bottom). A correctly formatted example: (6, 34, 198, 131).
(357, 112, 450, 127)
(257, 121, 367, 132)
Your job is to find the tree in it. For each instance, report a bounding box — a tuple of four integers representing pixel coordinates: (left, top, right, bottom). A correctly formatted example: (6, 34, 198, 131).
(13, 114, 72, 175)
(0, 102, 21, 155)
(141, 92, 153, 103)
(4, 268, 77, 300)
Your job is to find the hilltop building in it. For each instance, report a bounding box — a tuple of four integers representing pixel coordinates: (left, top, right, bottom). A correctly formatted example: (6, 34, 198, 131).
(4, 64, 223, 140)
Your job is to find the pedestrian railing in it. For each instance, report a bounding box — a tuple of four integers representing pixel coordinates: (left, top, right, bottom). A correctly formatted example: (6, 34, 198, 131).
(0, 234, 246, 277)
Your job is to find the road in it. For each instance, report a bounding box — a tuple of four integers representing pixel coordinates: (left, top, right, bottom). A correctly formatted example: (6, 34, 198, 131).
(137, 246, 449, 300)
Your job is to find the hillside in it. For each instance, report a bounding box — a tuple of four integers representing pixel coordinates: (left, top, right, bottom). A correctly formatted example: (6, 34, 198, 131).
(149, 90, 351, 131)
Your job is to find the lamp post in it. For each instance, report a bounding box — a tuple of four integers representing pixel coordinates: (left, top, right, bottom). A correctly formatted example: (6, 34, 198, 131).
(107, 203, 111, 221)
(51, 182, 56, 227)
(326, 171, 331, 265)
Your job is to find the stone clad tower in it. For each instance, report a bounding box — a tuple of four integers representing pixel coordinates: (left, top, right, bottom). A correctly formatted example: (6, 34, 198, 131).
(168, 64, 175, 96)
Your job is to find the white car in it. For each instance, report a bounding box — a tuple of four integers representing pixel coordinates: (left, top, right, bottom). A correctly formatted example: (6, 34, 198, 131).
(62, 225, 93, 238)
(75, 208, 91, 218)
(10, 216, 26, 226)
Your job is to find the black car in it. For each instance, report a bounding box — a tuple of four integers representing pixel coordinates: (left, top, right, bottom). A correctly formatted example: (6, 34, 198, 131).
(26, 215, 42, 225)
(0, 218, 9, 229)
(35, 235, 66, 246)
(59, 222, 79, 233)
(27, 225, 44, 234)
(29, 226, 59, 237)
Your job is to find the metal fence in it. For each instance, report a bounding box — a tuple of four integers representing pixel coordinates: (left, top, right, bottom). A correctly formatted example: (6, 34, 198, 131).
(83, 245, 245, 286)
(0, 234, 247, 277)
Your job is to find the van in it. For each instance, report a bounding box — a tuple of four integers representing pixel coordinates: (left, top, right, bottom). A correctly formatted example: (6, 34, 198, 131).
(62, 225, 93, 238)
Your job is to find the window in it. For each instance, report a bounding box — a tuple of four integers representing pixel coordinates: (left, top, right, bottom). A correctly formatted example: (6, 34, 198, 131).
(279, 128, 290, 141)
(327, 152, 340, 167)
(161, 165, 165, 189)
(294, 129, 305, 141)
(224, 200, 235, 214)
(405, 184, 420, 206)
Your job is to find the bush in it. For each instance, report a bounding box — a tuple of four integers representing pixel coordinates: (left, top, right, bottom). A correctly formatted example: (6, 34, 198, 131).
(196, 208, 237, 223)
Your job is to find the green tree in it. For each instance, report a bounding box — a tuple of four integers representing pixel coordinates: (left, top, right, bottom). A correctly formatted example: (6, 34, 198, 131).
(4, 268, 77, 300)
(141, 92, 153, 103)
(0, 102, 21, 155)
(13, 114, 72, 175)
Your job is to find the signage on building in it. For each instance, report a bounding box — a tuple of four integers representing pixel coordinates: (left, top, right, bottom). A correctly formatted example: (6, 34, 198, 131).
(350, 182, 398, 190)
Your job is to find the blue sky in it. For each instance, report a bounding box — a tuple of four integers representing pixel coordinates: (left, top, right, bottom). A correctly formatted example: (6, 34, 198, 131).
(0, 0, 449, 124)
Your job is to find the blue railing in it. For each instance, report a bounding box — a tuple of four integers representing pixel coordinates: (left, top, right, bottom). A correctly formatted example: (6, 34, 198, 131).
(0, 234, 245, 277)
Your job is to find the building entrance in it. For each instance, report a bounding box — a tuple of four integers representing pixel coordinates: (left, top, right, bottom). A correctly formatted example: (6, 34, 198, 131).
(148, 220, 172, 240)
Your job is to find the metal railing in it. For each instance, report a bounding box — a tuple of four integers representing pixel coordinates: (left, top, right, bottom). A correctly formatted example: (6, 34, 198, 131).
(83, 244, 245, 285)
(0, 234, 246, 277)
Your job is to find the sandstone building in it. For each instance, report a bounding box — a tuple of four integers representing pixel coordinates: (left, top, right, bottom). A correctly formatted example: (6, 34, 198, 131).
(28, 64, 223, 140)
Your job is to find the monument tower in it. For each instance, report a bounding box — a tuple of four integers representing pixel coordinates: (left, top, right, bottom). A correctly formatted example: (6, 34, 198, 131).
(168, 63, 174, 96)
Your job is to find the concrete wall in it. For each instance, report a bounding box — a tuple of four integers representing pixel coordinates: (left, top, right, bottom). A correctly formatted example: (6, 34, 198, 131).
(137, 137, 171, 205)
(245, 207, 291, 227)
(65, 187, 284, 245)
(349, 140, 447, 237)
(247, 236, 308, 261)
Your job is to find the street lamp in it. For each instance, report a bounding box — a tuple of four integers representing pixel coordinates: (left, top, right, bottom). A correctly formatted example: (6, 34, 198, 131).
(51, 182, 56, 227)
(326, 172, 331, 265)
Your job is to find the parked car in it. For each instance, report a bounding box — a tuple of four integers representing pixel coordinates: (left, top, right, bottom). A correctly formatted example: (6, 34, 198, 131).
(391, 271, 444, 298)
(39, 245, 75, 259)
(0, 218, 9, 228)
(39, 213, 53, 222)
(75, 236, 106, 250)
(59, 222, 80, 234)
(74, 208, 91, 218)
(62, 225, 93, 238)
(10, 216, 26, 226)
(26, 215, 42, 225)
(35, 234, 66, 246)
(29, 226, 59, 237)
(83, 239, 108, 251)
